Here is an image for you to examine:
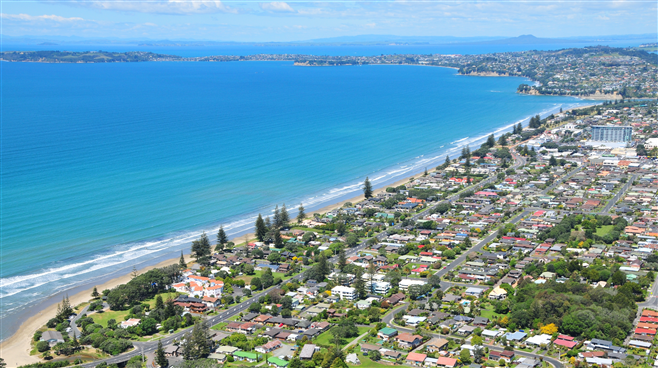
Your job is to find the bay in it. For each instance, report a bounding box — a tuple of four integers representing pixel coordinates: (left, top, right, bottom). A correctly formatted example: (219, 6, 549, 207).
(1, 59, 589, 340)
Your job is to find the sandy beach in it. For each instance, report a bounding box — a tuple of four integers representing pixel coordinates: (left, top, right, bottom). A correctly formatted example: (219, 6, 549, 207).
(0, 101, 597, 367)
(0, 167, 420, 367)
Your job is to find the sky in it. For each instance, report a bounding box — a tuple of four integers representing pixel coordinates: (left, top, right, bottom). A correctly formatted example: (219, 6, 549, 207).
(1, 0, 656, 42)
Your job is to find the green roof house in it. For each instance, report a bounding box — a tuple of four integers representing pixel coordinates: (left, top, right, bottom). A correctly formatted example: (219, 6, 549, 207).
(268, 357, 289, 368)
(378, 327, 398, 340)
(233, 351, 260, 362)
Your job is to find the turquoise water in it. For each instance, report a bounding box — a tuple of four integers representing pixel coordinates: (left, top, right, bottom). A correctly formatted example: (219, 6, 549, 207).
(1, 60, 588, 339)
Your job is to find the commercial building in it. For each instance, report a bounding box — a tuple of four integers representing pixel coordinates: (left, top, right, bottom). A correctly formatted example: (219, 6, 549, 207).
(330, 286, 357, 301)
(591, 125, 632, 142)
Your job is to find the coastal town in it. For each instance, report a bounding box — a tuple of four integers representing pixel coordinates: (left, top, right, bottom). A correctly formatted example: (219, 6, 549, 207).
(1, 45, 656, 99)
(11, 99, 658, 368)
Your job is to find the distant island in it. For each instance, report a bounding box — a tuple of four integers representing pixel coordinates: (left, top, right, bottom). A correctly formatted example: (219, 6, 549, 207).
(2, 46, 656, 99)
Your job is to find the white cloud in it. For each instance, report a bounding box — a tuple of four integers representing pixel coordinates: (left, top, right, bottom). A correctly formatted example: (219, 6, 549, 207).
(1, 13, 84, 22)
(69, 0, 235, 15)
(259, 2, 295, 13)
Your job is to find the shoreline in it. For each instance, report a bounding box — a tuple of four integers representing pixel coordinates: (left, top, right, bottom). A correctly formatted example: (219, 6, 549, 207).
(0, 168, 419, 367)
(0, 100, 600, 367)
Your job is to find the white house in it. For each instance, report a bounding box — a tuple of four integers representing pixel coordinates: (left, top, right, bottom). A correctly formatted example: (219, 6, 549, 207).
(331, 286, 357, 301)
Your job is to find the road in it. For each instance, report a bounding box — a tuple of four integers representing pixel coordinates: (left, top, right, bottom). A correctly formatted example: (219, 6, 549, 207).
(381, 305, 562, 368)
(600, 174, 637, 214)
(79, 151, 529, 367)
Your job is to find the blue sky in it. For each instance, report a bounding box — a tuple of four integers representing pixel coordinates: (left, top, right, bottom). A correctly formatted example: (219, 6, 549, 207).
(1, 0, 656, 42)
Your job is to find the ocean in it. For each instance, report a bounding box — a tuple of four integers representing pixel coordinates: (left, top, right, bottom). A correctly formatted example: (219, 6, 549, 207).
(2, 46, 597, 340)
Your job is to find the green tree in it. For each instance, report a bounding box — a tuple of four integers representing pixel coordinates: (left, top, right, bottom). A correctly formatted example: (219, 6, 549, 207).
(486, 134, 496, 148)
(274, 205, 282, 228)
(498, 134, 508, 146)
(179, 251, 187, 269)
(37, 341, 50, 353)
(337, 249, 347, 272)
(216, 226, 228, 252)
(549, 156, 558, 166)
(56, 295, 73, 322)
(255, 214, 267, 242)
(191, 232, 211, 266)
(251, 277, 262, 290)
(297, 204, 306, 224)
(459, 348, 471, 364)
(268, 252, 282, 264)
(363, 177, 373, 199)
(369, 350, 381, 361)
(611, 270, 627, 286)
(274, 231, 284, 248)
(155, 340, 169, 367)
(261, 268, 275, 289)
(353, 267, 367, 299)
(91, 287, 100, 299)
(280, 204, 290, 228)
(155, 295, 165, 310)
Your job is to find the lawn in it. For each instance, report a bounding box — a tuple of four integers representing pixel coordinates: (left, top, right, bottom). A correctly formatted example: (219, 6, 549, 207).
(234, 270, 286, 284)
(315, 327, 370, 348)
(480, 306, 509, 321)
(91, 292, 180, 327)
(596, 225, 614, 237)
(347, 351, 391, 368)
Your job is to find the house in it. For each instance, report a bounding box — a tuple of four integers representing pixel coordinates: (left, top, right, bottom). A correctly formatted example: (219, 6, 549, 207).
(299, 344, 319, 360)
(216, 346, 240, 355)
(346, 353, 360, 365)
(208, 353, 227, 364)
(406, 352, 427, 366)
(40, 331, 64, 345)
(164, 345, 179, 357)
(465, 287, 486, 297)
(120, 318, 141, 329)
(473, 317, 489, 327)
(526, 334, 552, 346)
(489, 350, 514, 362)
(378, 327, 398, 341)
(202, 296, 221, 308)
(488, 286, 507, 300)
(425, 337, 449, 353)
(396, 333, 423, 349)
(267, 357, 289, 368)
(256, 340, 282, 353)
(330, 286, 357, 301)
(436, 357, 458, 368)
(382, 350, 402, 359)
(505, 331, 527, 341)
(360, 343, 381, 353)
(233, 352, 260, 363)
(554, 335, 577, 349)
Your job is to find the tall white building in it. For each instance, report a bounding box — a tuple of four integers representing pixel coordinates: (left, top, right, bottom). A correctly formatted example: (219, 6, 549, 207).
(331, 286, 357, 301)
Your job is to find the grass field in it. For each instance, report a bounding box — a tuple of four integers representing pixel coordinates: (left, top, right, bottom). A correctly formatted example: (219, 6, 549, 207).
(596, 225, 614, 237)
(315, 327, 370, 348)
(234, 270, 286, 284)
(347, 351, 390, 368)
(91, 292, 180, 327)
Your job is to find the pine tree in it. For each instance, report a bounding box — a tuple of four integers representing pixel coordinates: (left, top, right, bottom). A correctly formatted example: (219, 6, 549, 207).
(91, 287, 99, 299)
(56, 295, 73, 321)
(368, 262, 377, 293)
(486, 134, 496, 148)
(216, 225, 228, 253)
(255, 214, 267, 242)
(191, 232, 211, 265)
(498, 134, 507, 146)
(353, 267, 366, 299)
(317, 254, 332, 280)
(179, 251, 186, 269)
(274, 231, 284, 248)
(363, 177, 373, 199)
(517, 122, 523, 133)
(337, 248, 347, 272)
(297, 204, 306, 224)
(155, 295, 164, 310)
(549, 156, 558, 166)
(445, 155, 450, 166)
(273, 205, 282, 228)
(280, 204, 290, 228)
(155, 340, 168, 368)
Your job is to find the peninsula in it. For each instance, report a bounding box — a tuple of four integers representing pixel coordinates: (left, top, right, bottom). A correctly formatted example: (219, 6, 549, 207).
(2, 46, 656, 99)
